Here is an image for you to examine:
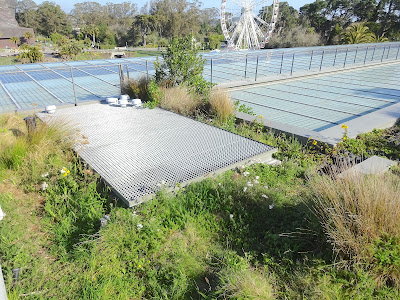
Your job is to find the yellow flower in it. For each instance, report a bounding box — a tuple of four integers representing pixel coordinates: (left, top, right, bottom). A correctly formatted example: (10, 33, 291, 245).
(341, 124, 348, 129)
(138, 265, 142, 268)
(313, 140, 317, 145)
(308, 136, 312, 140)
(258, 115, 264, 119)
(343, 136, 347, 141)
(63, 170, 70, 177)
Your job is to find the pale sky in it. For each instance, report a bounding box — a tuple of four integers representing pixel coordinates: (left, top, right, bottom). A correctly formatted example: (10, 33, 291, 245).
(36, 0, 314, 14)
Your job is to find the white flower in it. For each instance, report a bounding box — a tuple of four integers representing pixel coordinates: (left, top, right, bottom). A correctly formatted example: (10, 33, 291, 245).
(269, 204, 275, 210)
(157, 229, 160, 232)
(253, 180, 259, 184)
(41, 182, 48, 191)
(60, 168, 67, 174)
(0, 206, 5, 221)
(247, 182, 253, 187)
(262, 194, 269, 199)
(255, 176, 260, 180)
(243, 171, 249, 177)
(137, 223, 143, 230)
(132, 211, 137, 217)
(243, 187, 247, 192)
(264, 186, 269, 189)
(41, 172, 49, 178)
(218, 183, 221, 186)
(229, 214, 234, 220)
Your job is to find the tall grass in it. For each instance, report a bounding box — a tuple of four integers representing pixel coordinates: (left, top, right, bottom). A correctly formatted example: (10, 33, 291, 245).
(309, 167, 400, 286)
(209, 89, 234, 123)
(0, 114, 75, 184)
(160, 86, 201, 116)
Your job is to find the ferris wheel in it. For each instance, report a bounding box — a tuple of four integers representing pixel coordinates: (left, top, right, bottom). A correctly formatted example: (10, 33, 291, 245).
(220, 0, 279, 50)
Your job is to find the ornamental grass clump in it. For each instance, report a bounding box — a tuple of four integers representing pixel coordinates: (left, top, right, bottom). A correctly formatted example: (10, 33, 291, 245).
(160, 86, 201, 116)
(209, 89, 234, 123)
(308, 167, 400, 287)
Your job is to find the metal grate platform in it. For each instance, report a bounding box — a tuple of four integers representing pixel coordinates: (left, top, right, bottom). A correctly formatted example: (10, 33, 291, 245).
(38, 104, 276, 206)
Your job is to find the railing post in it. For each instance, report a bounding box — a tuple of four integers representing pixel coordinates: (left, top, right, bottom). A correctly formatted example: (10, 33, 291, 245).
(333, 49, 338, 66)
(290, 53, 295, 76)
(255, 56, 259, 81)
(118, 64, 124, 94)
(309, 50, 314, 70)
(319, 50, 324, 71)
(244, 55, 248, 79)
(343, 48, 348, 68)
(353, 46, 358, 64)
(371, 45, 376, 61)
(126, 65, 130, 81)
(364, 47, 369, 64)
(146, 60, 149, 80)
(70, 67, 78, 106)
(387, 45, 391, 59)
(280, 51, 284, 74)
(211, 59, 213, 84)
(381, 46, 386, 62)
(396, 45, 400, 60)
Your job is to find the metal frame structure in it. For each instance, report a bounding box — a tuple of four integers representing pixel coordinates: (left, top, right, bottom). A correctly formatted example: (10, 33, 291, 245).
(220, 0, 279, 50)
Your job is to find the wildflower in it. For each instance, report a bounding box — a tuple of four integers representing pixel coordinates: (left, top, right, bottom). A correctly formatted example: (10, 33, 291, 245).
(253, 180, 259, 184)
(343, 136, 347, 141)
(269, 204, 275, 210)
(243, 187, 247, 192)
(132, 211, 137, 217)
(41, 172, 49, 178)
(313, 140, 317, 146)
(218, 183, 221, 186)
(262, 194, 269, 199)
(255, 176, 260, 180)
(137, 223, 143, 230)
(138, 265, 142, 268)
(258, 115, 264, 119)
(308, 136, 312, 140)
(60, 167, 70, 177)
(264, 185, 268, 189)
(247, 182, 253, 187)
(229, 214, 234, 220)
(341, 124, 348, 129)
(243, 171, 249, 177)
(41, 182, 48, 191)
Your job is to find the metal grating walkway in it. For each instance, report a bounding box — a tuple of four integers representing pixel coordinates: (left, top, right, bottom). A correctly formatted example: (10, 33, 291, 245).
(38, 104, 276, 206)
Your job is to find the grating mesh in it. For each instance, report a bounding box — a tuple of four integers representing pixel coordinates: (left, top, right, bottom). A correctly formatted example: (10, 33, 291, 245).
(38, 104, 275, 206)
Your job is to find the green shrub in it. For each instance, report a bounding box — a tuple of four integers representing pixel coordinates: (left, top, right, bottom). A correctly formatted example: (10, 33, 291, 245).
(154, 34, 213, 101)
(16, 44, 44, 63)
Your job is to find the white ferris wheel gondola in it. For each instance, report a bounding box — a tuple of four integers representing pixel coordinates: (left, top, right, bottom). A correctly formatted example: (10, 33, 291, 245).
(220, 0, 279, 50)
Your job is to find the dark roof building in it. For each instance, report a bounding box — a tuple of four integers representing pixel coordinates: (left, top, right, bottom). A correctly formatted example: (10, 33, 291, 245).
(0, 0, 34, 48)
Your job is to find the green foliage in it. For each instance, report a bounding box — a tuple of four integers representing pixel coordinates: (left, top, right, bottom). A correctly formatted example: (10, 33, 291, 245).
(50, 32, 64, 44)
(342, 23, 376, 44)
(16, 44, 44, 63)
(207, 33, 224, 50)
(59, 40, 83, 60)
(154, 34, 213, 100)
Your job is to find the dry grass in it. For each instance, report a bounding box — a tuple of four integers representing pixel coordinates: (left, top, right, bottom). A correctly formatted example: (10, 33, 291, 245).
(308, 166, 400, 285)
(209, 89, 234, 123)
(160, 86, 201, 116)
(218, 267, 275, 299)
(122, 77, 150, 100)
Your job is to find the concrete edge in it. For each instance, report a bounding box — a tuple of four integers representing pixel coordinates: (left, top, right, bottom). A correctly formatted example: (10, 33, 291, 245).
(320, 102, 400, 139)
(235, 111, 339, 147)
(127, 147, 278, 207)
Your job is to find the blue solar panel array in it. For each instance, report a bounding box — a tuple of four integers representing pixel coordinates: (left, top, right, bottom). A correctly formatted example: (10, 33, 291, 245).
(0, 42, 399, 115)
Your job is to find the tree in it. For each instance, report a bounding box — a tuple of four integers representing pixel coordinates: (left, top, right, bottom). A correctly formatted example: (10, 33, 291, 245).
(10, 37, 20, 47)
(130, 15, 156, 46)
(87, 25, 99, 47)
(23, 31, 33, 43)
(16, 0, 38, 29)
(341, 23, 375, 44)
(154, 34, 212, 99)
(35, 2, 71, 36)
